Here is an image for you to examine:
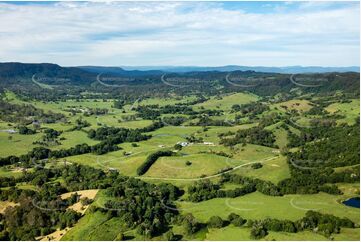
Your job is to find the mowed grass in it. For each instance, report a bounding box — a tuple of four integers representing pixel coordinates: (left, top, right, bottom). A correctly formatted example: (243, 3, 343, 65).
(233, 155, 290, 184)
(144, 153, 238, 179)
(67, 135, 181, 176)
(178, 192, 360, 223)
(325, 99, 360, 125)
(194, 92, 259, 111)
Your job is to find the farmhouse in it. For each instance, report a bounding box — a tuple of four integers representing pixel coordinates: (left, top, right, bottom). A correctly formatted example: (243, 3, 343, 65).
(177, 141, 189, 147)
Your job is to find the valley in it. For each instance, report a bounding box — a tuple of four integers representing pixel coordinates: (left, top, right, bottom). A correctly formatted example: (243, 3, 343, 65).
(0, 63, 359, 241)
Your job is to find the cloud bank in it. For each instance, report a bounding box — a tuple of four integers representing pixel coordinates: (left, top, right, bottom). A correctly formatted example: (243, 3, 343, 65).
(0, 1, 359, 66)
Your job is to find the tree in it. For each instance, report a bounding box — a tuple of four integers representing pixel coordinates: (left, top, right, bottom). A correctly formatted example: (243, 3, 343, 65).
(207, 216, 224, 228)
(174, 144, 182, 150)
(250, 223, 268, 239)
(163, 230, 175, 241)
(183, 213, 200, 235)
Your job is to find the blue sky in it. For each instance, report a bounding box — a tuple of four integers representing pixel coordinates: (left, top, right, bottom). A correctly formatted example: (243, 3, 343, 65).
(0, 1, 359, 67)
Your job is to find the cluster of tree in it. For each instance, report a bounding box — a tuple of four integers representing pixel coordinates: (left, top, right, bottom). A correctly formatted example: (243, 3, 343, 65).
(135, 104, 223, 123)
(32, 128, 63, 146)
(251, 162, 263, 169)
(137, 121, 164, 132)
(278, 165, 357, 195)
(224, 171, 350, 196)
(0, 163, 128, 240)
(69, 117, 90, 131)
(0, 100, 66, 125)
(195, 116, 232, 127)
(88, 126, 149, 143)
(162, 116, 187, 126)
(136, 104, 195, 118)
(220, 126, 276, 148)
(287, 122, 359, 168)
(187, 179, 257, 202)
(0, 196, 81, 240)
(247, 211, 355, 239)
(136, 150, 174, 175)
(258, 113, 283, 128)
(95, 177, 181, 238)
(171, 212, 246, 238)
(113, 99, 125, 109)
(232, 102, 269, 117)
(187, 170, 351, 203)
(185, 135, 204, 143)
(43, 128, 61, 140)
(18, 125, 36, 135)
(0, 141, 118, 167)
(84, 108, 108, 116)
(1, 122, 165, 167)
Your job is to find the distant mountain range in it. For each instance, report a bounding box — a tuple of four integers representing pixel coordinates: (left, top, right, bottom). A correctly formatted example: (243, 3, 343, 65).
(0, 63, 359, 96)
(117, 65, 360, 74)
(0, 62, 359, 87)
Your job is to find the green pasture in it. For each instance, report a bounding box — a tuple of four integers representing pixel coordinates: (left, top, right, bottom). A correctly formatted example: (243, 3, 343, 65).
(325, 99, 360, 125)
(178, 192, 360, 223)
(194, 92, 259, 111)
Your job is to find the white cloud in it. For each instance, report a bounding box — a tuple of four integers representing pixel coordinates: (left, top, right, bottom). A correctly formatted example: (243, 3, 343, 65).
(0, 1, 359, 66)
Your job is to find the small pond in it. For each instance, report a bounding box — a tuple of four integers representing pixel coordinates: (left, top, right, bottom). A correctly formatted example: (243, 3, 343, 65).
(343, 197, 360, 208)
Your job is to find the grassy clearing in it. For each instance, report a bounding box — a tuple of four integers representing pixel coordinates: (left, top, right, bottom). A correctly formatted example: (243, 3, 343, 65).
(0, 166, 26, 178)
(272, 99, 313, 113)
(332, 228, 360, 241)
(62, 190, 129, 241)
(194, 92, 259, 111)
(178, 192, 360, 223)
(61, 189, 99, 215)
(61, 211, 121, 241)
(325, 99, 360, 125)
(138, 95, 197, 106)
(233, 156, 290, 184)
(265, 121, 289, 148)
(145, 153, 240, 179)
(0, 131, 43, 157)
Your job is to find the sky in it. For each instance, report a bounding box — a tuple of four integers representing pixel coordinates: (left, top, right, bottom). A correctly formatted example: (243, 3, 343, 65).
(0, 1, 359, 67)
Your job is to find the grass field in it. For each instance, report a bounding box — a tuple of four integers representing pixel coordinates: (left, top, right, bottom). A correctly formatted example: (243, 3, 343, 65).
(204, 226, 337, 241)
(61, 211, 125, 241)
(265, 121, 289, 148)
(1, 90, 359, 241)
(178, 192, 360, 223)
(233, 155, 290, 184)
(194, 92, 259, 111)
(272, 99, 313, 113)
(145, 153, 240, 179)
(325, 99, 360, 125)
